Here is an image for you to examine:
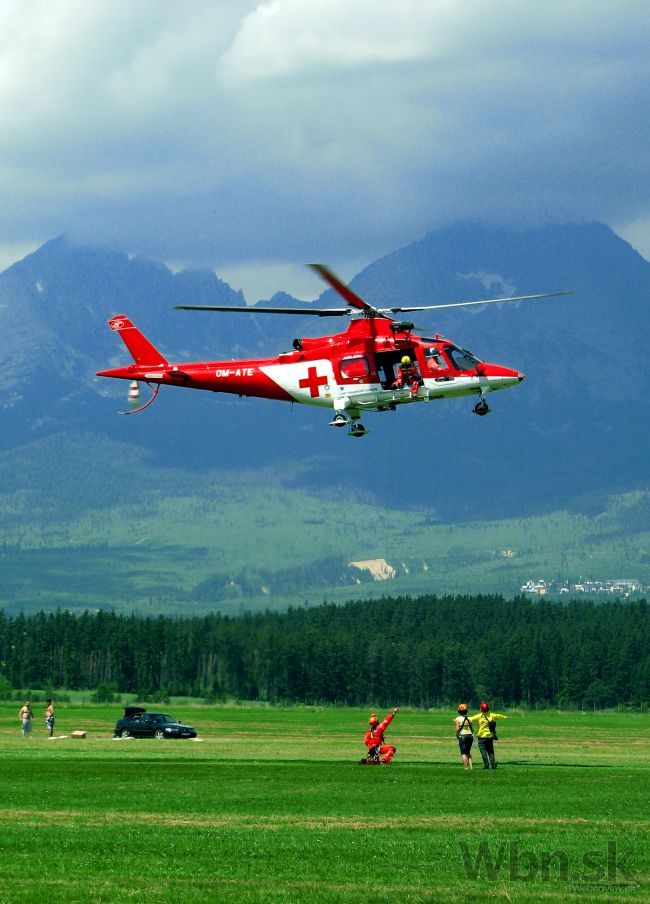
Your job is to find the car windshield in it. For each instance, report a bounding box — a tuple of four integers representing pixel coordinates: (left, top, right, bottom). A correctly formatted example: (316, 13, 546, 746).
(152, 714, 176, 724)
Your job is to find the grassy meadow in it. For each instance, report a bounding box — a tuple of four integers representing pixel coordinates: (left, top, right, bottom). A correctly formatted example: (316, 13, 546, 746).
(0, 703, 647, 902)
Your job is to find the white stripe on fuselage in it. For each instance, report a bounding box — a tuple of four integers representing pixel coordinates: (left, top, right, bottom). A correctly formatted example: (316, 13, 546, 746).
(260, 360, 337, 406)
(422, 374, 519, 398)
(261, 362, 519, 409)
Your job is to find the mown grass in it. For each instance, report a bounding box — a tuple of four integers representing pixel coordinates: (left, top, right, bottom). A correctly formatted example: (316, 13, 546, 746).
(0, 706, 647, 902)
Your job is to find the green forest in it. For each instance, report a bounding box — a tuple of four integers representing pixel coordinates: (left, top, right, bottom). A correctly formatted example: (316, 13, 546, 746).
(1, 594, 647, 708)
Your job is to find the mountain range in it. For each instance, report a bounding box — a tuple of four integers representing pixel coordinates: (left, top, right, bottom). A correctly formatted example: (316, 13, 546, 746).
(1, 221, 648, 521)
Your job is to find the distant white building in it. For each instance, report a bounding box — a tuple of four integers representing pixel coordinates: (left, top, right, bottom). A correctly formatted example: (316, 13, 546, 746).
(521, 577, 645, 597)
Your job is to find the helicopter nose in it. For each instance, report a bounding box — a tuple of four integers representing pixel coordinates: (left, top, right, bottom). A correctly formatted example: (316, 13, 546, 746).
(517, 373, 526, 383)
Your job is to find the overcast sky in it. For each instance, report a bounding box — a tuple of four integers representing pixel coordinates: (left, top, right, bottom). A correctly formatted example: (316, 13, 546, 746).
(1, 0, 649, 300)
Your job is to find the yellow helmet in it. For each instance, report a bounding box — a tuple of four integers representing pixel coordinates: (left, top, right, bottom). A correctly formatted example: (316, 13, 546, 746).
(457, 703, 468, 714)
(401, 356, 411, 366)
(368, 713, 379, 725)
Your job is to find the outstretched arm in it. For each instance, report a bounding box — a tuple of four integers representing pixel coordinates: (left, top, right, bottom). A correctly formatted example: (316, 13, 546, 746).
(379, 709, 398, 733)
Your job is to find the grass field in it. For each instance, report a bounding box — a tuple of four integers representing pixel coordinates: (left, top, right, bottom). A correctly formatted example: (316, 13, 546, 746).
(0, 705, 647, 902)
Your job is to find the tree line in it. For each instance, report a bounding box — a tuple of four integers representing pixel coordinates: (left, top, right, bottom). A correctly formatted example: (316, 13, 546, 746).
(0, 594, 647, 708)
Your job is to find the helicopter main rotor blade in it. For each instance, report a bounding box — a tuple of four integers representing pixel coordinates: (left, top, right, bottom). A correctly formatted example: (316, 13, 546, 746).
(382, 289, 574, 314)
(175, 304, 352, 317)
(308, 263, 385, 316)
(176, 275, 573, 318)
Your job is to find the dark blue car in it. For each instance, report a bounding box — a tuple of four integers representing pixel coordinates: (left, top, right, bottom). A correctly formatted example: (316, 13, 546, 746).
(114, 706, 197, 740)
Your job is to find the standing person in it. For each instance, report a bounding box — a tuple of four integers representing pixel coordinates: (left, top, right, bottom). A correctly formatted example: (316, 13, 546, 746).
(360, 709, 398, 765)
(19, 701, 33, 738)
(44, 699, 55, 737)
(470, 701, 507, 770)
(455, 703, 474, 770)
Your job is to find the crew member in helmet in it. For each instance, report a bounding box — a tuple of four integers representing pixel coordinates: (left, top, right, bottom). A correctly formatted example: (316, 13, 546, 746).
(470, 701, 507, 769)
(454, 703, 474, 770)
(392, 355, 421, 397)
(360, 709, 398, 765)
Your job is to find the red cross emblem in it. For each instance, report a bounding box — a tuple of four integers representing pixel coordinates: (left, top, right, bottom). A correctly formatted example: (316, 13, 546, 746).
(299, 366, 329, 398)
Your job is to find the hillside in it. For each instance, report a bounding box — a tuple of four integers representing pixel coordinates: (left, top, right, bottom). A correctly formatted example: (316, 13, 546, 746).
(0, 433, 647, 615)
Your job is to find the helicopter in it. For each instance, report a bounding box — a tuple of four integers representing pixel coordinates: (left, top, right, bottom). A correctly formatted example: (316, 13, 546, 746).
(97, 263, 572, 437)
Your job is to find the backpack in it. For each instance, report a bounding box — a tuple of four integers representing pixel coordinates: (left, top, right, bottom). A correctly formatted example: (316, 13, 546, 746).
(458, 714, 473, 735)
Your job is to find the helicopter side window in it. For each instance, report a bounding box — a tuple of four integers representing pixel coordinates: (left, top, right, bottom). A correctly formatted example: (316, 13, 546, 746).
(446, 345, 480, 372)
(424, 348, 448, 372)
(339, 356, 370, 380)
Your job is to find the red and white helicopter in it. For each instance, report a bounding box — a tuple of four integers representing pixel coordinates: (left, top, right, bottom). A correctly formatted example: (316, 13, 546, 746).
(97, 264, 571, 437)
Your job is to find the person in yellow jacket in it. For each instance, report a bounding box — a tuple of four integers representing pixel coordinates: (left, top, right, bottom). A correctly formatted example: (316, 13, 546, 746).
(470, 701, 507, 769)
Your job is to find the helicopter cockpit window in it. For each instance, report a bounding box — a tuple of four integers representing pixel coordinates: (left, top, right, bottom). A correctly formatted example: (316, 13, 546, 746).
(339, 356, 370, 380)
(424, 348, 448, 370)
(446, 345, 481, 371)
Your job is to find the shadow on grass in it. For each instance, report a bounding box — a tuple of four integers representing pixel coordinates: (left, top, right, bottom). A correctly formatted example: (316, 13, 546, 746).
(505, 760, 612, 768)
(376, 760, 613, 770)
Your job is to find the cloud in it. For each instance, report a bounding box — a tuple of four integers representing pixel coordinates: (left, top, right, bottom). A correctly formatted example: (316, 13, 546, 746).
(218, 0, 443, 82)
(0, 0, 649, 293)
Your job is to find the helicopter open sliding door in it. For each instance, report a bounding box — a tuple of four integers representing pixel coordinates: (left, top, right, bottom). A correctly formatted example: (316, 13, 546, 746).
(374, 349, 416, 389)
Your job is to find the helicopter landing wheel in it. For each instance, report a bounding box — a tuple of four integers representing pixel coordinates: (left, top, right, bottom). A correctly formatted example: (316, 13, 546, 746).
(473, 399, 491, 416)
(329, 414, 348, 427)
(348, 422, 368, 438)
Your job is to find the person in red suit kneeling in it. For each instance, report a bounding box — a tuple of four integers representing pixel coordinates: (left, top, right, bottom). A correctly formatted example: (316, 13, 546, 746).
(360, 709, 398, 765)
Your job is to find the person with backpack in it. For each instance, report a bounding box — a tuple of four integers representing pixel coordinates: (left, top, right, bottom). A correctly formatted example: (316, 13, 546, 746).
(360, 709, 398, 765)
(470, 701, 507, 769)
(454, 703, 474, 770)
